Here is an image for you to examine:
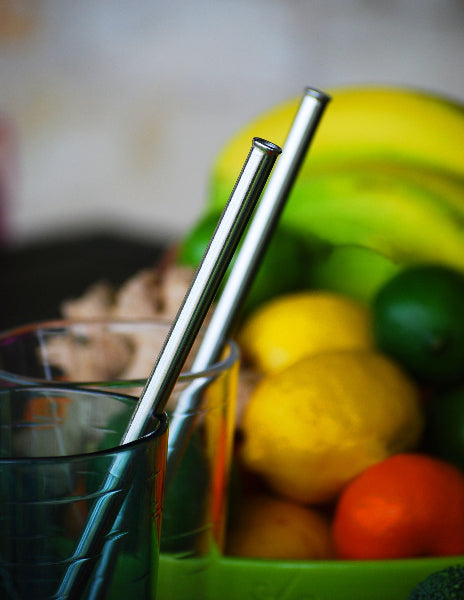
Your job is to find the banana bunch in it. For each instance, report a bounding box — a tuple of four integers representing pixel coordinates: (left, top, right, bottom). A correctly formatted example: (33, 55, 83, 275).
(204, 85, 464, 302)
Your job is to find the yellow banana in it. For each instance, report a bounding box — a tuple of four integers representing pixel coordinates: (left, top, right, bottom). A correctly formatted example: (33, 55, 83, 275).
(273, 168, 464, 268)
(362, 163, 464, 218)
(301, 168, 464, 301)
(209, 85, 464, 212)
(273, 166, 464, 302)
(204, 85, 464, 303)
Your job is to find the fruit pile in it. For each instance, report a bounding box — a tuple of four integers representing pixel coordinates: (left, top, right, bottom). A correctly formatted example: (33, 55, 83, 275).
(228, 280, 464, 562)
(177, 85, 464, 564)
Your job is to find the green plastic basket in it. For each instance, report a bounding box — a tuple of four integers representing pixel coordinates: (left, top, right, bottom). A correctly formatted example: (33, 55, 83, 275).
(157, 553, 464, 599)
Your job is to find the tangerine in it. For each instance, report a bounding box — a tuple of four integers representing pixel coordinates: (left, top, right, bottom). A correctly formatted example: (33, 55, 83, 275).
(333, 453, 464, 559)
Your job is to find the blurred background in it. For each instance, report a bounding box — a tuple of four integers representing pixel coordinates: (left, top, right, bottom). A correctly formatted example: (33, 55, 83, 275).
(1, 0, 464, 249)
(1, 0, 464, 328)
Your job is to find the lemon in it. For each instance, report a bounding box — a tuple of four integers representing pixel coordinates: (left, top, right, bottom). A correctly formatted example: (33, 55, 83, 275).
(226, 491, 334, 560)
(239, 350, 423, 504)
(237, 291, 373, 373)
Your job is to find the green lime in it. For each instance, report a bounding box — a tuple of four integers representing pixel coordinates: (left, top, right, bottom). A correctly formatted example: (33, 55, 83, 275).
(177, 212, 220, 270)
(421, 387, 464, 470)
(307, 244, 402, 304)
(372, 264, 464, 384)
(177, 212, 312, 315)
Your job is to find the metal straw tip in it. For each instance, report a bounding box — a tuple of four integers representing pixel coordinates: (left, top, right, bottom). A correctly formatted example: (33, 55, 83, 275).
(252, 137, 282, 155)
(304, 87, 332, 104)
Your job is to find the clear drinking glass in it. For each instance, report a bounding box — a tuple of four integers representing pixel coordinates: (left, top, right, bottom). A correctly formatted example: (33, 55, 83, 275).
(0, 384, 168, 599)
(0, 319, 240, 597)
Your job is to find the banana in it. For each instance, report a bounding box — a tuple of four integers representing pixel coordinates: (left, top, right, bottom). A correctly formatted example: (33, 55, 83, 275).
(287, 166, 464, 302)
(363, 163, 464, 218)
(301, 168, 464, 301)
(209, 86, 464, 211)
(204, 85, 464, 303)
(279, 168, 464, 266)
(208, 165, 464, 298)
(211, 163, 464, 267)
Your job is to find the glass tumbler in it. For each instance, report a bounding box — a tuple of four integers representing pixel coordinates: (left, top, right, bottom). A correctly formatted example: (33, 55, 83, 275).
(0, 385, 168, 600)
(0, 319, 240, 597)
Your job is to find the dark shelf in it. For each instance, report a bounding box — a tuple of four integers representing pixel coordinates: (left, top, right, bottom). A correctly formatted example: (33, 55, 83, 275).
(0, 232, 166, 331)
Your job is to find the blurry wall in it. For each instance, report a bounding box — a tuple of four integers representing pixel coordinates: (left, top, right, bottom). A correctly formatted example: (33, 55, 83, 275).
(1, 0, 463, 246)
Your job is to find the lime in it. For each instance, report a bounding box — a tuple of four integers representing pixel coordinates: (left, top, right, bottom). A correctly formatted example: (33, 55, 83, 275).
(177, 212, 220, 269)
(177, 212, 313, 315)
(372, 264, 464, 384)
(421, 387, 464, 470)
(307, 244, 401, 303)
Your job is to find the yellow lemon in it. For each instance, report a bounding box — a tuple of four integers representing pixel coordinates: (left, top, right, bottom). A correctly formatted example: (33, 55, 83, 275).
(226, 491, 334, 560)
(239, 350, 424, 504)
(237, 291, 373, 373)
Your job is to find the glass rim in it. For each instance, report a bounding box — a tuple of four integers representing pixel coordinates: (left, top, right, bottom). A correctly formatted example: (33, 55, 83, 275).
(0, 384, 169, 464)
(0, 317, 240, 388)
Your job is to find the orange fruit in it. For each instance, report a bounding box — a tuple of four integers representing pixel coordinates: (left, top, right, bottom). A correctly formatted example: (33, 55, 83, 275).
(333, 453, 464, 559)
(226, 491, 334, 560)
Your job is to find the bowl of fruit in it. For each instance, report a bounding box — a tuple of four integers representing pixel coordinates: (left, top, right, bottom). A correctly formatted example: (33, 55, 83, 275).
(159, 84, 464, 600)
(34, 85, 464, 599)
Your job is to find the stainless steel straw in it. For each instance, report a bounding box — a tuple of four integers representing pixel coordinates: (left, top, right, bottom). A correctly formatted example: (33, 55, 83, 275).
(166, 87, 330, 477)
(57, 137, 281, 599)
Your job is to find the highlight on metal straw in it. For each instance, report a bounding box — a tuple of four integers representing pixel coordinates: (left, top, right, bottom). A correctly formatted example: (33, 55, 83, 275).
(166, 86, 331, 479)
(56, 136, 281, 600)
